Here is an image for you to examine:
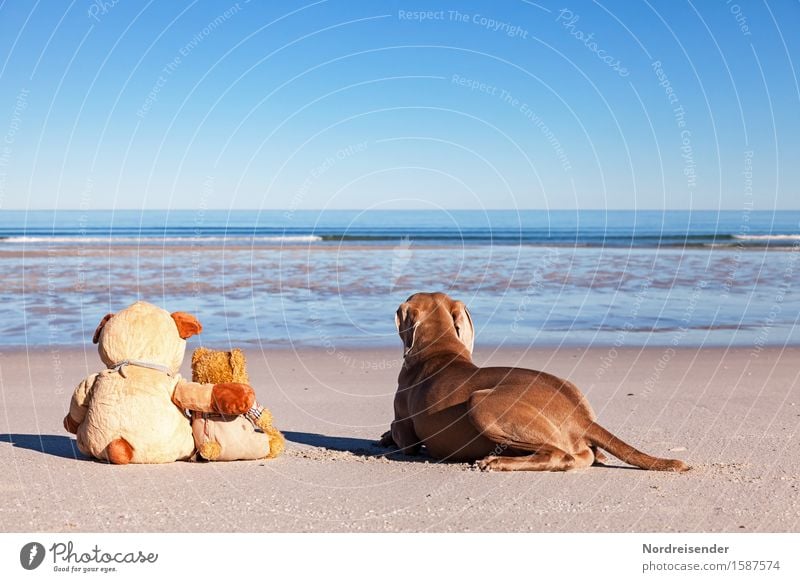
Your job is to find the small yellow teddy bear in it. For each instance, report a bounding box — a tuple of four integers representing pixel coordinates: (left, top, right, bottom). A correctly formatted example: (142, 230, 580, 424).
(190, 347, 285, 461)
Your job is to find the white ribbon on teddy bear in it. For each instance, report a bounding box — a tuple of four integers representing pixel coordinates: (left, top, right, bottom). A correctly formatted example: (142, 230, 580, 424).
(109, 359, 174, 378)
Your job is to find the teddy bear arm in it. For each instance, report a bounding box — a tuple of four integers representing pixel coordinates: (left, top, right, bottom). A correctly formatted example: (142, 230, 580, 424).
(172, 380, 214, 412)
(64, 373, 99, 434)
(173, 380, 255, 416)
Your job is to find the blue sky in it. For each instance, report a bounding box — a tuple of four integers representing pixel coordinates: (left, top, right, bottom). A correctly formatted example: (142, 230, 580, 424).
(0, 0, 798, 210)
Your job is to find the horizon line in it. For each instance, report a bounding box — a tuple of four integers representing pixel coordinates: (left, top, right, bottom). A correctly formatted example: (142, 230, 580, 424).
(6, 208, 800, 212)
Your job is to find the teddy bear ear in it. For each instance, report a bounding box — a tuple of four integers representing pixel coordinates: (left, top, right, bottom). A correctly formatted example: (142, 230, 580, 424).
(229, 349, 249, 384)
(191, 346, 208, 366)
(171, 312, 203, 339)
(92, 313, 114, 344)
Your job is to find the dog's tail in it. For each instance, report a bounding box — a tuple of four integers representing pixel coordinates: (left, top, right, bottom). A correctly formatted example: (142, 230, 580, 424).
(584, 422, 689, 472)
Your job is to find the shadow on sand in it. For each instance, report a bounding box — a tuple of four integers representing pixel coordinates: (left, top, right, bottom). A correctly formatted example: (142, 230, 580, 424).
(0, 433, 86, 460)
(0, 431, 643, 471)
(283, 432, 642, 470)
(283, 431, 435, 464)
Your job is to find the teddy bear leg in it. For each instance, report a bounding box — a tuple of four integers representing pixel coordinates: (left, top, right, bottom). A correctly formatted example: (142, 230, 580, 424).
(246, 406, 285, 459)
(104, 437, 134, 465)
(198, 440, 222, 461)
(264, 427, 286, 459)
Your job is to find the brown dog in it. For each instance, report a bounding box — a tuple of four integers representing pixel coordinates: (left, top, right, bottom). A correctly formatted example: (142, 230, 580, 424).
(379, 292, 689, 472)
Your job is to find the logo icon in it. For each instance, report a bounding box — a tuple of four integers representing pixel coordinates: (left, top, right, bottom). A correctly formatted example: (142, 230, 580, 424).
(20, 542, 45, 570)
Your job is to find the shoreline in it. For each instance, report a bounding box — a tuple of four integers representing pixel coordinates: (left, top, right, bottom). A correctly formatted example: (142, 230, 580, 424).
(1, 345, 798, 532)
(3, 243, 799, 259)
(3, 334, 800, 352)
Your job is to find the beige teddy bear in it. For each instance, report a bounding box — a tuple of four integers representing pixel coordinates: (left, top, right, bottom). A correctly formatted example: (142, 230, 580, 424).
(63, 301, 255, 464)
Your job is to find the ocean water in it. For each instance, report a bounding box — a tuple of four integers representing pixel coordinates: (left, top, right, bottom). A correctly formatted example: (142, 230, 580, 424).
(1, 209, 798, 350)
(3, 209, 800, 248)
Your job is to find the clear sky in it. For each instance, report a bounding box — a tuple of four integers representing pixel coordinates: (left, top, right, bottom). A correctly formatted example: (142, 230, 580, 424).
(1, 1, 798, 211)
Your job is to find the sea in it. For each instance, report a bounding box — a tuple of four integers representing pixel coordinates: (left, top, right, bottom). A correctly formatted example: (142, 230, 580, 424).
(2, 209, 799, 350)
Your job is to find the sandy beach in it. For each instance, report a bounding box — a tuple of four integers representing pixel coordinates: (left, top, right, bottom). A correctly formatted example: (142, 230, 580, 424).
(1, 344, 798, 533)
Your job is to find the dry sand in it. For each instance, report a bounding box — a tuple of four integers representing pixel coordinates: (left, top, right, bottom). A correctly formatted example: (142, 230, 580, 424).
(0, 344, 798, 532)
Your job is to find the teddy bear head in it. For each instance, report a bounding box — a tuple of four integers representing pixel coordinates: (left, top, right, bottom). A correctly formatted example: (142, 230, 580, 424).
(92, 301, 202, 374)
(191, 347, 249, 384)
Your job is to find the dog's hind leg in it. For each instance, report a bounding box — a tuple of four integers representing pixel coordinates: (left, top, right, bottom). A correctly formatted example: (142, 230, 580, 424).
(468, 388, 595, 471)
(468, 388, 562, 452)
(478, 447, 594, 472)
(591, 445, 608, 465)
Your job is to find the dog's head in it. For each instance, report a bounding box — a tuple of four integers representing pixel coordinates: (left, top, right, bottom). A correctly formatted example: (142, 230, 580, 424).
(395, 292, 474, 360)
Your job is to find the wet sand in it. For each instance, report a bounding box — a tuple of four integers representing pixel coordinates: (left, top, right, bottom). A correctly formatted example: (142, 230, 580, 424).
(0, 345, 798, 532)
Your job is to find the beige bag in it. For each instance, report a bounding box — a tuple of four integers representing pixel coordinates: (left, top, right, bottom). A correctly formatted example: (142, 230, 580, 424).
(191, 412, 271, 461)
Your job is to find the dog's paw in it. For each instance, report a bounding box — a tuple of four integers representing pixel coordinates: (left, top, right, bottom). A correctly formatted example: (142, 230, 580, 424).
(666, 459, 691, 473)
(477, 456, 501, 471)
(377, 430, 396, 448)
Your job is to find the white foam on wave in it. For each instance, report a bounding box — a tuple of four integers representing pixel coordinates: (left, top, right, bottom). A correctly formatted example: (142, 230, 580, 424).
(732, 234, 800, 240)
(0, 235, 323, 244)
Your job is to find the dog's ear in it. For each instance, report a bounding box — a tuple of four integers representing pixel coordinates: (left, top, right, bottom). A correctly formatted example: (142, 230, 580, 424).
(92, 313, 114, 344)
(171, 312, 203, 339)
(395, 302, 418, 356)
(451, 301, 474, 354)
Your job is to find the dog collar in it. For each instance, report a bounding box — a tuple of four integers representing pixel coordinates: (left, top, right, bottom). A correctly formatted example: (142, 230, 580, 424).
(109, 359, 174, 378)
